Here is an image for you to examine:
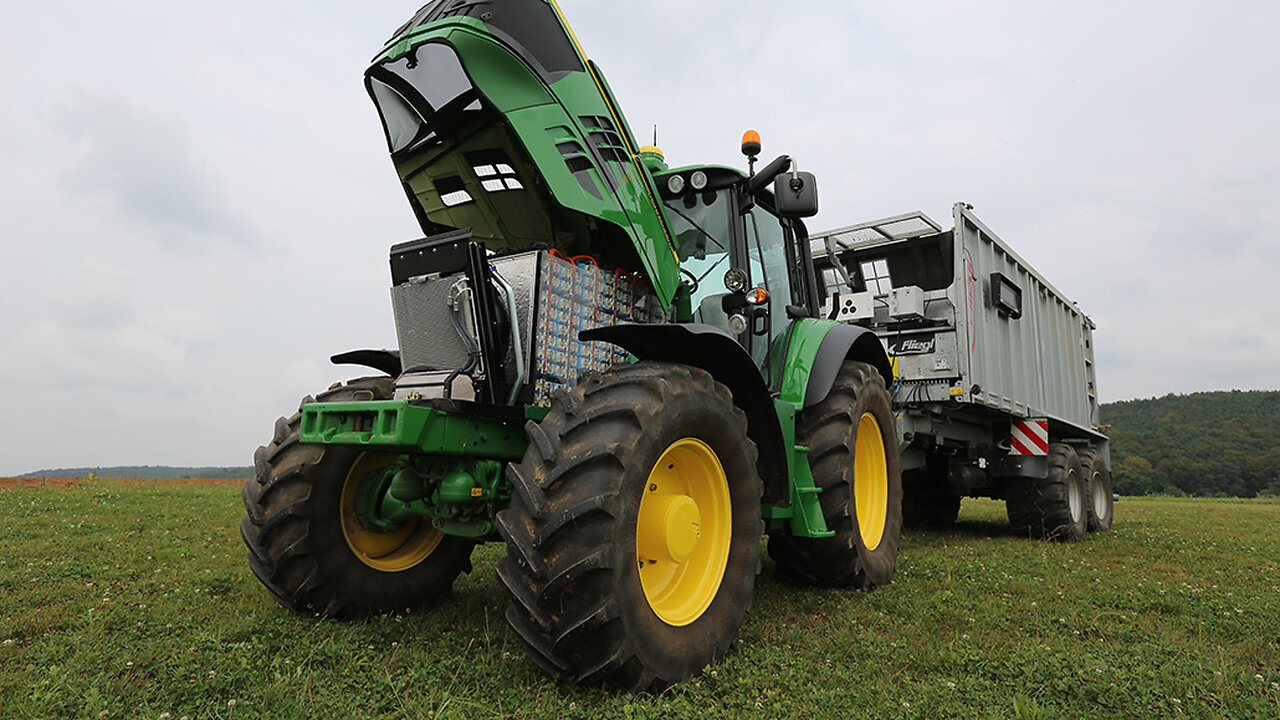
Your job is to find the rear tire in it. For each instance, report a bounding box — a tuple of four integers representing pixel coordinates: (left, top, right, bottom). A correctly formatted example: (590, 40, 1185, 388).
(495, 362, 762, 692)
(1006, 443, 1088, 542)
(241, 377, 475, 616)
(1078, 449, 1114, 532)
(768, 361, 903, 588)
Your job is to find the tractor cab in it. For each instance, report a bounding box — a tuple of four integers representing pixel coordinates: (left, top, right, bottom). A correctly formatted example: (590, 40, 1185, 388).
(651, 136, 823, 377)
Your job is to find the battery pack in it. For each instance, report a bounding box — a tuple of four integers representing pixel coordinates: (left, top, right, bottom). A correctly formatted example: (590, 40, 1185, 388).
(390, 248, 663, 406)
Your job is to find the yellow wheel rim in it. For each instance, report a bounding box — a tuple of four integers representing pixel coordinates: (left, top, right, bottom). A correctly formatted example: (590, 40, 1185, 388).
(636, 438, 732, 627)
(854, 413, 889, 551)
(340, 453, 443, 572)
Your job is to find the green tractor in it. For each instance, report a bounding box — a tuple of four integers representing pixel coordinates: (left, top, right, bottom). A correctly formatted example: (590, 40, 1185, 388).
(241, 0, 901, 691)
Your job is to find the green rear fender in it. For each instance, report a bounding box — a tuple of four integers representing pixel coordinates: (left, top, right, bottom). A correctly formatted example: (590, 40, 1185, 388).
(778, 319, 892, 408)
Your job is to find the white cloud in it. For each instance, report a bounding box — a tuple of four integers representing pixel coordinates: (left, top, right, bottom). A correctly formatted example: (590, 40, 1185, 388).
(49, 91, 262, 251)
(1, 0, 1278, 473)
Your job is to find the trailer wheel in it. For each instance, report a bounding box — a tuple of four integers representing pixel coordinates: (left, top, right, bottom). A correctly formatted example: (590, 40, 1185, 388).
(903, 493, 961, 528)
(1078, 449, 1114, 532)
(241, 377, 475, 617)
(1005, 443, 1088, 542)
(768, 361, 902, 588)
(495, 362, 762, 692)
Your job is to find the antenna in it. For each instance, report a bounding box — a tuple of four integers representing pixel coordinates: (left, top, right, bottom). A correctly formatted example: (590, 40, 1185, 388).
(653, 124, 658, 146)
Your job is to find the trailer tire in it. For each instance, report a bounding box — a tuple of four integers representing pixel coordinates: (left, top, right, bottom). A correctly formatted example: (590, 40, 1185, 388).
(1078, 449, 1114, 532)
(1005, 443, 1088, 542)
(241, 377, 475, 617)
(903, 493, 961, 528)
(495, 362, 762, 692)
(768, 361, 902, 588)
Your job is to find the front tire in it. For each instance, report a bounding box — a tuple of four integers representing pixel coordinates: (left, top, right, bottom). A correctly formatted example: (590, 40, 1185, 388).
(241, 377, 475, 616)
(495, 362, 762, 692)
(768, 361, 903, 588)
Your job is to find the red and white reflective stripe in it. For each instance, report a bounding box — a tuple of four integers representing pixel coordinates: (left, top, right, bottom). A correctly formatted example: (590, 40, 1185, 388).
(1011, 419, 1049, 456)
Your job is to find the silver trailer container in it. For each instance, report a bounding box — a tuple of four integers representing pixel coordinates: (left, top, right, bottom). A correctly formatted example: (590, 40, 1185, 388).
(811, 203, 1112, 538)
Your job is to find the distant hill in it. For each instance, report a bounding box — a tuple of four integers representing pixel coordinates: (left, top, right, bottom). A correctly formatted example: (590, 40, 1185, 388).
(16, 466, 253, 480)
(1102, 390, 1280, 498)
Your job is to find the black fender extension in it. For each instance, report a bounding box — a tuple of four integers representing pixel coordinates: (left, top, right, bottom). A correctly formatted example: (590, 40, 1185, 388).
(330, 349, 402, 378)
(803, 324, 893, 408)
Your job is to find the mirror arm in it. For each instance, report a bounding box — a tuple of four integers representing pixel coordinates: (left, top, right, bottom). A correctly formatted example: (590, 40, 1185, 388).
(745, 154, 792, 196)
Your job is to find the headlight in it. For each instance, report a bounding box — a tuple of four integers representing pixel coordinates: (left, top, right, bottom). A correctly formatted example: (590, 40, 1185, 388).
(690, 171, 708, 190)
(666, 175, 685, 194)
(723, 268, 748, 293)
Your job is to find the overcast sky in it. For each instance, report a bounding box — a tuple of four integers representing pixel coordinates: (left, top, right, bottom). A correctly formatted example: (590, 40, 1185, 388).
(2, 1, 1277, 474)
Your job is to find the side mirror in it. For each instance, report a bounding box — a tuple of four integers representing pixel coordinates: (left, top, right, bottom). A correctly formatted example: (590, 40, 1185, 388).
(773, 171, 819, 218)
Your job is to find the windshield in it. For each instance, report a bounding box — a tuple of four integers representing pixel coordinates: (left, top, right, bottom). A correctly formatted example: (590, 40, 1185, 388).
(664, 190, 734, 329)
(662, 187, 798, 372)
(367, 42, 486, 156)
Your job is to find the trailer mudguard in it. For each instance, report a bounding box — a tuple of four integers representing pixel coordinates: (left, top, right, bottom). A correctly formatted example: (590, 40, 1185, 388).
(580, 324, 788, 504)
(786, 320, 893, 408)
(330, 349, 402, 378)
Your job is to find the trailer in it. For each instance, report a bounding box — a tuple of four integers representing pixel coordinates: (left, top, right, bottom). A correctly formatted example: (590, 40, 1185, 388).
(811, 203, 1112, 540)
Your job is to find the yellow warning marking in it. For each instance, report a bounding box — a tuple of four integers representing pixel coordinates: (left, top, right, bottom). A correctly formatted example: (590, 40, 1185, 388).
(547, 0, 678, 262)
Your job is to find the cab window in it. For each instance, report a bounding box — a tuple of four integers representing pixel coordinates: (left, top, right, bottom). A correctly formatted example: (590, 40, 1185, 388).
(745, 205, 793, 368)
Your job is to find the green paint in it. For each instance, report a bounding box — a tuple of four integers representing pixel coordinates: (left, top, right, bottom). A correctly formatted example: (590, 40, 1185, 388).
(299, 401, 527, 461)
(767, 398, 834, 538)
(365, 455, 507, 539)
(336, 3, 876, 545)
(776, 318, 838, 403)
(763, 318, 850, 537)
(673, 282, 693, 323)
(365, 10, 680, 307)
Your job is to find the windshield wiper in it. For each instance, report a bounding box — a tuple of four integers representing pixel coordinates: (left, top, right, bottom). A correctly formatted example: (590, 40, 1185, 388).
(694, 253, 730, 285)
(665, 203, 725, 257)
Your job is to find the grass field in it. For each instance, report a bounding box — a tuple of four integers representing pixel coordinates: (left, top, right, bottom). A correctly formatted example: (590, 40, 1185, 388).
(1, 478, 1277, 719)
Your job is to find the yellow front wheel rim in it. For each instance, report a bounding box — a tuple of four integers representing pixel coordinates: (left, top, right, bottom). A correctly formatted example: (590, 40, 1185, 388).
(854, 413, 889, 551)
(340, 453, 443, 572)
(636, 438, 732, 627)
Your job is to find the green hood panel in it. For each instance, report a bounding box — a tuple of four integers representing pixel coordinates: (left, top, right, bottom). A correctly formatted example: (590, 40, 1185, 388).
(366, 1, 678, 305)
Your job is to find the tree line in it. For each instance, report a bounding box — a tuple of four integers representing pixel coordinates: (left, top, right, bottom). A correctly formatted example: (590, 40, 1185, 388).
(17, 391, 1278, 498)
(1102, 390, 1280, 498)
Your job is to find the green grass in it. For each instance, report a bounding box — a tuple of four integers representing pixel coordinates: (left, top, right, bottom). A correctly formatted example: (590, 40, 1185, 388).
(2, 481, 1277, 719)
